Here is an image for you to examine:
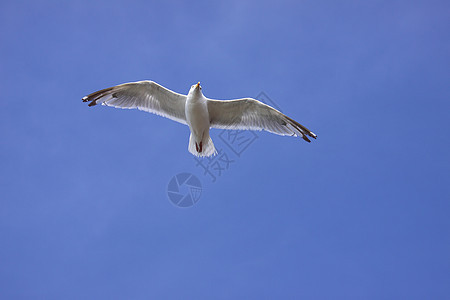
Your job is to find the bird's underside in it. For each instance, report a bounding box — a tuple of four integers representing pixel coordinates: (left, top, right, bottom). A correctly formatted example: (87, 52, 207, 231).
(82, 80, 317, 157)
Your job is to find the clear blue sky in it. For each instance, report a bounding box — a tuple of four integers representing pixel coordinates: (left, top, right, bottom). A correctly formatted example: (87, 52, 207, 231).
(1, 0, 449, 299)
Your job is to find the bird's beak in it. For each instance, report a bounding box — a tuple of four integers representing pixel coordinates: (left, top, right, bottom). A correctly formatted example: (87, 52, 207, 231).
(196, 82, 200, 88)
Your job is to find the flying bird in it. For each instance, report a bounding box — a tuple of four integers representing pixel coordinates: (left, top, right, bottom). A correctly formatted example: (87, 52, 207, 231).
(82, 81, 317, 157)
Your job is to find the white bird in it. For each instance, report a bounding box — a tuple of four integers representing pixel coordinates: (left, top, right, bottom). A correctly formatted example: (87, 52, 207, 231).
(82, 81, 317, 157)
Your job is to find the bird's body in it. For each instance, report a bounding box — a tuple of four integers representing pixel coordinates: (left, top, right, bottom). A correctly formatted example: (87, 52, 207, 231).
(82, 81, 316, 157)
(185, 86, 216, 156)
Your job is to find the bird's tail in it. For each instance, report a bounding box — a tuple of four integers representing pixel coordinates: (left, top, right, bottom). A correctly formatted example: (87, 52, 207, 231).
(188, 134, 217, 157)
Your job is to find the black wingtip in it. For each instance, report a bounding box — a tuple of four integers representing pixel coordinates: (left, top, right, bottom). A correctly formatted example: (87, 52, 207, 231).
(82, 95, 96, 106)
(82, 86, 115, 106)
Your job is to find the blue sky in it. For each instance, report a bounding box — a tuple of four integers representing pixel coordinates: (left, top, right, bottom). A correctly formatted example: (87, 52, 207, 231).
(1, 0, 449, 299)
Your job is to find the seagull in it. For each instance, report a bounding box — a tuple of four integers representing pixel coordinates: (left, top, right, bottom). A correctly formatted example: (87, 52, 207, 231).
(82, 81, 317, 157)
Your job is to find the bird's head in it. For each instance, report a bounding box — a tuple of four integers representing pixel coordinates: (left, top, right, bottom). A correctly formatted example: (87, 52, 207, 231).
(189, 82, 202, 94)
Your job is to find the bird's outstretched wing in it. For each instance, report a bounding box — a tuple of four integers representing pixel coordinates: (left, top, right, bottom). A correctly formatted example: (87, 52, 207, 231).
(207, 98, 316, 142)
(82, 81, 187, 125)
